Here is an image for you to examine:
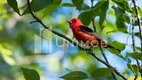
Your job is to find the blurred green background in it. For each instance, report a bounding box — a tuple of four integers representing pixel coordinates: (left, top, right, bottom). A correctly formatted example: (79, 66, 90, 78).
(0, 0, 142, 80)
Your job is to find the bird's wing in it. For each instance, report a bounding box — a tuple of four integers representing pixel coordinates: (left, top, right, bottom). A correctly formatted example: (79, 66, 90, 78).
(79, 25, 103, 41)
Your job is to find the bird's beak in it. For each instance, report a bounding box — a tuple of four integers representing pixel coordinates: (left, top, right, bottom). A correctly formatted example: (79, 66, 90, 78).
(66, 21, 71, 24)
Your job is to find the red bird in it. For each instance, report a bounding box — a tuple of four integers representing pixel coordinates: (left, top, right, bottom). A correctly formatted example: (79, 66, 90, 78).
(67, 18, 119, 51)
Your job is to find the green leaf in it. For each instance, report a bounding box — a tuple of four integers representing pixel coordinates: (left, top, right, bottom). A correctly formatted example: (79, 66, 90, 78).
(62, 3, 90, 11)
(78, 10, 94, 26)
(107, 41, 125, 54)
(135, 32, 140, 39)
(139, 8, 142, 19)
(112, 6, 127, 32)
(72, 0, 83, 11)
(42, 0, 61, 17)
(102, 22, 117, 35)
(78, 0, 105, 26)
(0, 25, 2, 31)
(127, 64, 139, 75)
(23, 0, 53, 15)
(112, 0, 131, 12)
(93, 0, 106, 10)
(107, 48, 120, 55)
(131, 7, 136, 17)
(110, 41, 125, 50)
(81, 3, 90, 11)
(99, 1, 109, 30)
(62, 3, 75, 7)
(127, 52, 142, 60)
(7, 0, 20, 15)
(21, 67, 40, 80)
(0, 0, 5, 4)
(136, 46, 141, 52)
(60, 71, 88, 80)
(2, 55, 16, 66)
(92, 68, 115, 78)
(116, 17, 127, 32)
(122, 13, 130, 24)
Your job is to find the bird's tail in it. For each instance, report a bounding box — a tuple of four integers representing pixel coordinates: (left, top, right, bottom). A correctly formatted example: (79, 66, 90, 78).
(106, 44, 121, 52)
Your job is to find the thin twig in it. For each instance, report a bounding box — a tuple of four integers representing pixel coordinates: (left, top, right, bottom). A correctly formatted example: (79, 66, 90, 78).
(26, 0, 127, 79)
(91, 0, 117, 80)
(132, 16, 139, 80)
(91, 0, 97, 32)
(99, 47, 117, 80)
(30, 21, 38, 24)
(132, 0, 142, 78)
(132, 0, 142, 53)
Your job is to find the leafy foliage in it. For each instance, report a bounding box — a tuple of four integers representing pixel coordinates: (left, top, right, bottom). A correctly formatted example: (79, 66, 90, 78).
(110, 41, 125, 51)
(112, 0, 131, 12)
(1, 0, 142, 80)
(7, 0, 20, 15)
(99, 1, 109, 29)
(72, 0, 83, 11)
(21, 67, 40, 80)
(23, 0, 54, 15)
(92, 68, 115, 78)
(127, 64, 139, 75)
(60, 71, 88, 80)
(62, 3, 75, 7)
(78, 0, 105, 26)
(127, 52, 142, 60)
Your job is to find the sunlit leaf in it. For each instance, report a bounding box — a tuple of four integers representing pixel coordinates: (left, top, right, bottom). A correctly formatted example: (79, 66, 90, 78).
(110, 41, 125, 50)
(0, 7, 5, 14)
(21, 67, 40, 80)
(139, 8, 142, 19)
(7, 0, 20, 15)
(0, 25, 3, 31)
(0, 0, 6, 4)
(0, 45, 15, 66)
(107, 41, 125, 54)
(60, 71, 88, 80)
(102, 22, 117, 35)
(2, 55, 16, 66)
(129, 77, 142, 80)
(127, 52, 142, 60)
(122, 13, 130, 24)
(92, 68, 114, 78)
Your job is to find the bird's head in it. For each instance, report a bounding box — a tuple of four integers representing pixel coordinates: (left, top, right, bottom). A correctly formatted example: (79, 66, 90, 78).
(67, 18, 83, 28)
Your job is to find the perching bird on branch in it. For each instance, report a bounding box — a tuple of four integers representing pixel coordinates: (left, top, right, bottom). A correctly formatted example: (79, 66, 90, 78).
(67, 18, 120, 51)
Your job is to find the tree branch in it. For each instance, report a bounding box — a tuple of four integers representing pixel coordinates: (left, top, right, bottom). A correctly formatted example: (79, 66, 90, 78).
(91, 0, 117, 80)
(26, 0, 127, 79)
(132, 0, 142, 56)
(132, 0, 142, 78)
(132, 16, 140, 80)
